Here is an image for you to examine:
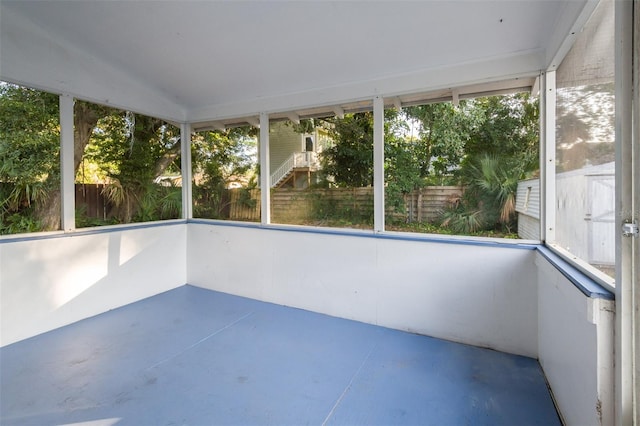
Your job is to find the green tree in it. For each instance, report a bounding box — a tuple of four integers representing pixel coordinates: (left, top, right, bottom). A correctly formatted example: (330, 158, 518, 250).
(0, 84, 60, 233)
(383, 109, 423, 211)
(461, 93, 539, 175)
(404, 101, 483, 180)
(191, 127, 257, 219)
(320, 112, 374, 188)
(84, 111, 182, 222)
(442, 93, 539, 233)
(1, 83, 190, 231)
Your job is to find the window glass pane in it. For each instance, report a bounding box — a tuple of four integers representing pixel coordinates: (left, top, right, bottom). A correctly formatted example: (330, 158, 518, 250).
(192, 127, 259, 222)
(75, 102, 182, 226)
(269, 115, 373, 230)
(0, 83, 61, 234)
(555, 0, 615, 278)
(385, 94, 539, 238)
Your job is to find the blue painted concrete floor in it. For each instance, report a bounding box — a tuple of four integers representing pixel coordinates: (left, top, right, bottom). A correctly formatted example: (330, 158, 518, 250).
(1, 285, 561, 425)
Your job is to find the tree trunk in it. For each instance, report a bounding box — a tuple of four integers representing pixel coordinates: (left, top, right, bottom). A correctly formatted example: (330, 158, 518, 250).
(34, 189, 62, 231)
(74, 102, 101, 171)
(154, 140, 181, 178)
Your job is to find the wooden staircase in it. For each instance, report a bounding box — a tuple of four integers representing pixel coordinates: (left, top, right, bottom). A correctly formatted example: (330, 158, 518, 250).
(270, 152, 320, 188)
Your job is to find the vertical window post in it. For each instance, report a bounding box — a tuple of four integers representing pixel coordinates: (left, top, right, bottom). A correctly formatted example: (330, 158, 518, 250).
(260, 112, 270, 225)
(373, 96, 384, 232)
(614, 0, 635, 424)
(59, 94, 75, 232)
(542, 71, 556, 243)
(181, 122, 193, 220)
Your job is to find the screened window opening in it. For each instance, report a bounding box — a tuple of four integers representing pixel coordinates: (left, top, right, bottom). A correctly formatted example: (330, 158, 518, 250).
(554, 0, 615, 279)
(384, 93, 539, 239)
(269, 114, 374, 230)
(191, 126, 259, 222)
(74, 103, 182, 227)
(0, 83, 61, 234)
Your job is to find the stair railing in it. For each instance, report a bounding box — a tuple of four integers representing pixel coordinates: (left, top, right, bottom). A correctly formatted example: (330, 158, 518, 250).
(270, 153, 296, 187)
(270, 152, 320, 187)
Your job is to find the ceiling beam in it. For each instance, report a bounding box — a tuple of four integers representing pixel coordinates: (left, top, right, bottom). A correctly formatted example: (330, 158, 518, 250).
(212, 121, 227, 132)
(393, 97, 402, 111)
(245, 116, 260, 128)
(531, 76, 540, 96)
(451, 89, 460, 107)
(286, 112, 300, 124)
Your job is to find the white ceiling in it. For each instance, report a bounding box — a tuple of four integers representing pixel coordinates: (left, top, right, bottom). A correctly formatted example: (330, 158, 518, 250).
(0, 0, 594, 123)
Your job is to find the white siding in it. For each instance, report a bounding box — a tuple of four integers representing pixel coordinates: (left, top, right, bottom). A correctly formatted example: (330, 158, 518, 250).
(269, 122, 302, 172)
(518, 214, 540, 240)
(516, 179, 540, 240)
(516, 178, 540, 219)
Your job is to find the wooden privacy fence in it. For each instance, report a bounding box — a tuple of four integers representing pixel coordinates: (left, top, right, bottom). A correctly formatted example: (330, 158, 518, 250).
(402, 186, 463, 223)
(272, 187, 375, 223)
(229, 186, 462, 223)
(74, 184, 462, 224)
(76, 184, 111, 219)
(228, 188, 261, 221)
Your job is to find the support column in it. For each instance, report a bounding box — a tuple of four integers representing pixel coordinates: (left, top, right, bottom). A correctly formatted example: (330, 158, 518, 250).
(614, 0, 635, 424)
(542, 71, 556, 243)
(632, 3, 640, 421)
(259, 113, 270, 225)
(373, 96, 384, 232)
(59, 95, 75, 231)
(180, 123, 193, 220)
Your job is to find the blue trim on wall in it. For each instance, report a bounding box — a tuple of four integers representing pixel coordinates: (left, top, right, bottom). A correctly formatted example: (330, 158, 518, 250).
(0, 220, 186, 244)
(187, 219, 538, 250)
(188, 219, 613, 300)
(536, 246, 614, 300)
(1, 218, 613, 301)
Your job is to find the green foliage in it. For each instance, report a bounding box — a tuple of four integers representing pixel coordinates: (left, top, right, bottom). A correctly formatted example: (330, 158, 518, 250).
(444, 94, 539, 234)
(383, 109, 424, 212)
(84, 110, 183, 223)
(402, 93, 540, 235)
(0, 209, 42, 234)
(440, 205, 485, 234)
(321, 112, 374, 188)
(304, 94, 539, 235)
(0, 84, 60, 233)
(309, 190, 373, 226)
(439, 154, 526, 234)
(1, 80, 539, 237)
(75, 204, 119, 228)
(404, 101, 483, 178)
(236, 186, 257, 210)
(191, 128, 257, 219)
(461, 93, 539, 175)
(386, 220, 453, 235)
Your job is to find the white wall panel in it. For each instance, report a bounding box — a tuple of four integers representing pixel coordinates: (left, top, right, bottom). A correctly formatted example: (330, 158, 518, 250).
(0, 223, 187, 347)
(375, 238, 538, 356)
(188, 223, 539, 357)
(536, 253, 614, 425)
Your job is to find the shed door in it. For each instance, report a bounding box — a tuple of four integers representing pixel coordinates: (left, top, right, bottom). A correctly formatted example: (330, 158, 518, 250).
(587, 175, 615, 265)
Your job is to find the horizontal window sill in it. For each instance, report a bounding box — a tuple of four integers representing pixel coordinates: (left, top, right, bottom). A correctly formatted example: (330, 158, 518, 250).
(537, 245, 614, 300)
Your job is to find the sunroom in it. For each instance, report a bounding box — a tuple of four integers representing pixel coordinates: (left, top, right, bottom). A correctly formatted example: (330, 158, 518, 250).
(0, 1, 637, 425)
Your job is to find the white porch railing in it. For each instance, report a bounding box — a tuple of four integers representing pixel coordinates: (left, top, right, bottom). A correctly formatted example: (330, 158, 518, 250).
(270, 152, 319, 187)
